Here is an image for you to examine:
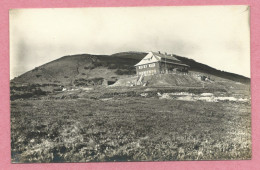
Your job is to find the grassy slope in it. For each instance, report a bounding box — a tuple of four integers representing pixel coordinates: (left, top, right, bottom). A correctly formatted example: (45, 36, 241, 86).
(174, 55, 250, 84)
(11, 52, 250, 86)
(11, 53, 140, 85)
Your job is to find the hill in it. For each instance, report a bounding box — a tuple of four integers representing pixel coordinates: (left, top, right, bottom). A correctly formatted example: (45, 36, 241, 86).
(11, 53, 139, 86)
(11, 51, 250, 86)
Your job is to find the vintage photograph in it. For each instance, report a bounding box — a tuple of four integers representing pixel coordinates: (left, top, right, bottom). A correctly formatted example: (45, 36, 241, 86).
(10, 6, 251, 163)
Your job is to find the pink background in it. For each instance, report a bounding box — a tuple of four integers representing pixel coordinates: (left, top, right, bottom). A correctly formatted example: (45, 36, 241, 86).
(0, 0, 259, 169)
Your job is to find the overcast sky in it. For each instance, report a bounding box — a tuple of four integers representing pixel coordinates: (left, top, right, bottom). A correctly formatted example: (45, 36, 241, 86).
(10, 6, 250, 79)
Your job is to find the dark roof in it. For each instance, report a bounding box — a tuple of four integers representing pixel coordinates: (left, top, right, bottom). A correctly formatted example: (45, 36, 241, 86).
(151, 52, 181, 62)
(164, 61, 190, 67)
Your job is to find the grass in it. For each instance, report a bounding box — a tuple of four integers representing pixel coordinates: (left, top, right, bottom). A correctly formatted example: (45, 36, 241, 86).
(11, 91, 251, 163)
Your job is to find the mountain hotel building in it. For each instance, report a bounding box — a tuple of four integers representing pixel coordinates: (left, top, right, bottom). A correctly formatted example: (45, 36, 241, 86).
(134, 51, 189, 76)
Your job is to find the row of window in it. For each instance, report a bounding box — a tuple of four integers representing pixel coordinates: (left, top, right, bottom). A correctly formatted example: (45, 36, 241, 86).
(138, 70, 157, 76)
(139, 63, 155, 69)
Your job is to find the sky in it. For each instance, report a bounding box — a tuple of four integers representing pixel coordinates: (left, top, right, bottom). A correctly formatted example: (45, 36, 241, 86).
(10, 6, 250, 79)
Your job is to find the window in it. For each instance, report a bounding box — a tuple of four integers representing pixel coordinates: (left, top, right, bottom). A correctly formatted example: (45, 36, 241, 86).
(139, 66, 143, 69)
(143, 65, 147, 68)
(149, 63, 155, 67)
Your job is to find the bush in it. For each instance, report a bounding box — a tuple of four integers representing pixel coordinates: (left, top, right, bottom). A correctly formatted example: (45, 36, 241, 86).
(84, 65, 95, 70)
(115, 69, 135, 75)
(93, 62, 102, 67)
(74, 78, 104, 86)
(108, 64, 118, 69)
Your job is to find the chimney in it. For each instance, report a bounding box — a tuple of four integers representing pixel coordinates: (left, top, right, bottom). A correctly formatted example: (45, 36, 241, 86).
(158, 51, 160, 54)
(165, 52, 167, 55)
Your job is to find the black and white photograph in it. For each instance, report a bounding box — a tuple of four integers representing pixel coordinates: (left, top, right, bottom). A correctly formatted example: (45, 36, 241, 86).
(10, 6, 251, 163)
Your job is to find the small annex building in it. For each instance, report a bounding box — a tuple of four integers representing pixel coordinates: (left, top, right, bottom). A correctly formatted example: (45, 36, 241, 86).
(134, 51, 189, 76)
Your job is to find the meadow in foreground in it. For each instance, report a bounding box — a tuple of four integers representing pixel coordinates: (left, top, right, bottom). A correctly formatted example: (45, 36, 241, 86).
(11, 92, 251, 163)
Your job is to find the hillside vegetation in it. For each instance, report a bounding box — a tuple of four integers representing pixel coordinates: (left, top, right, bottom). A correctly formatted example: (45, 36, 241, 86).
(10, 52, 250, 101)
(11, 52, 250, 86)
(10, 52, 251, 162)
